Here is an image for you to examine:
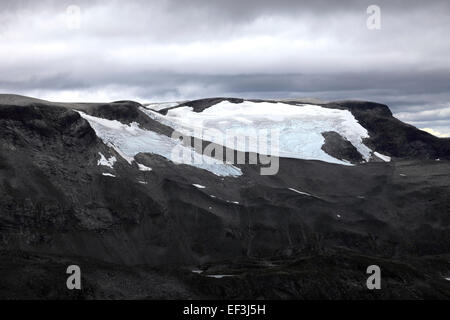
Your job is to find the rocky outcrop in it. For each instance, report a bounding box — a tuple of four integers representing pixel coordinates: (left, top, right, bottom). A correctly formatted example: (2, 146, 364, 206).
(321, 131, 364, 163)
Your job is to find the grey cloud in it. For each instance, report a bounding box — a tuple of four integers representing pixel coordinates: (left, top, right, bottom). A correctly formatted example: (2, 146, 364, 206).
(0, 0, 449, 134)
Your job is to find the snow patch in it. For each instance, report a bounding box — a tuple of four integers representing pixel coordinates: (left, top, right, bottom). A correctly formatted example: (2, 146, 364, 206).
(97, 152, 116, 168)
(77, 111, 242, 177)
(191, 270, 234, 278)
(206, 274, 235, 279)
(138, 181, 147, 184)
(102, 173, 116, 177)
(288, 187, 312, 196)
(144, 102, 180, 111)
(374, 151, 391, 162)
(191, 269, 203, 274)
(137, 163, 152, 171)
(193, 184, 206, 189)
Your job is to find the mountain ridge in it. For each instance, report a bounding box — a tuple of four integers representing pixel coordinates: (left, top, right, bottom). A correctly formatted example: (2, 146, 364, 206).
(0, 94, 449, 299)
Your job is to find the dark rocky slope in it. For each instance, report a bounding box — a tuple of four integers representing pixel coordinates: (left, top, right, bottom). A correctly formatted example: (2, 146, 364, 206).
(0, 95, 449, 299)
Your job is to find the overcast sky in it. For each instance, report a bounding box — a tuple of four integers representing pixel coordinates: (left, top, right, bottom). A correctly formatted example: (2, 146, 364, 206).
(0, 0, 449, 136)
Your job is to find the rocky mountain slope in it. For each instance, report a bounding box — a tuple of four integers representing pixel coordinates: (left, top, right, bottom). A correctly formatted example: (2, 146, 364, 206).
(0, 94, 449, 299)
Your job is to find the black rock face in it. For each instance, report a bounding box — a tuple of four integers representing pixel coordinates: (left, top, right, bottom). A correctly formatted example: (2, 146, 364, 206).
(324, 100, 450, 160)
(0, 95, 449, 299)
(159, 97, 245, 114)
(321, 131, 364, 163)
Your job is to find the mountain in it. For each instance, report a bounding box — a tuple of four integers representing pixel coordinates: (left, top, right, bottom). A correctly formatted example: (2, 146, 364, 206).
(0, 94, 449, 299)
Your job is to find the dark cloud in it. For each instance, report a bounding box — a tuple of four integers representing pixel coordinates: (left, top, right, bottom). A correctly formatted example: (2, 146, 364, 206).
(0, 0, 449, 135)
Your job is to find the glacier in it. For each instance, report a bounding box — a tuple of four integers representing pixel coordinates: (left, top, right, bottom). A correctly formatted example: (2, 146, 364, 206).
(141, 101, 375, 165)
(77, 111, 242, 177)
